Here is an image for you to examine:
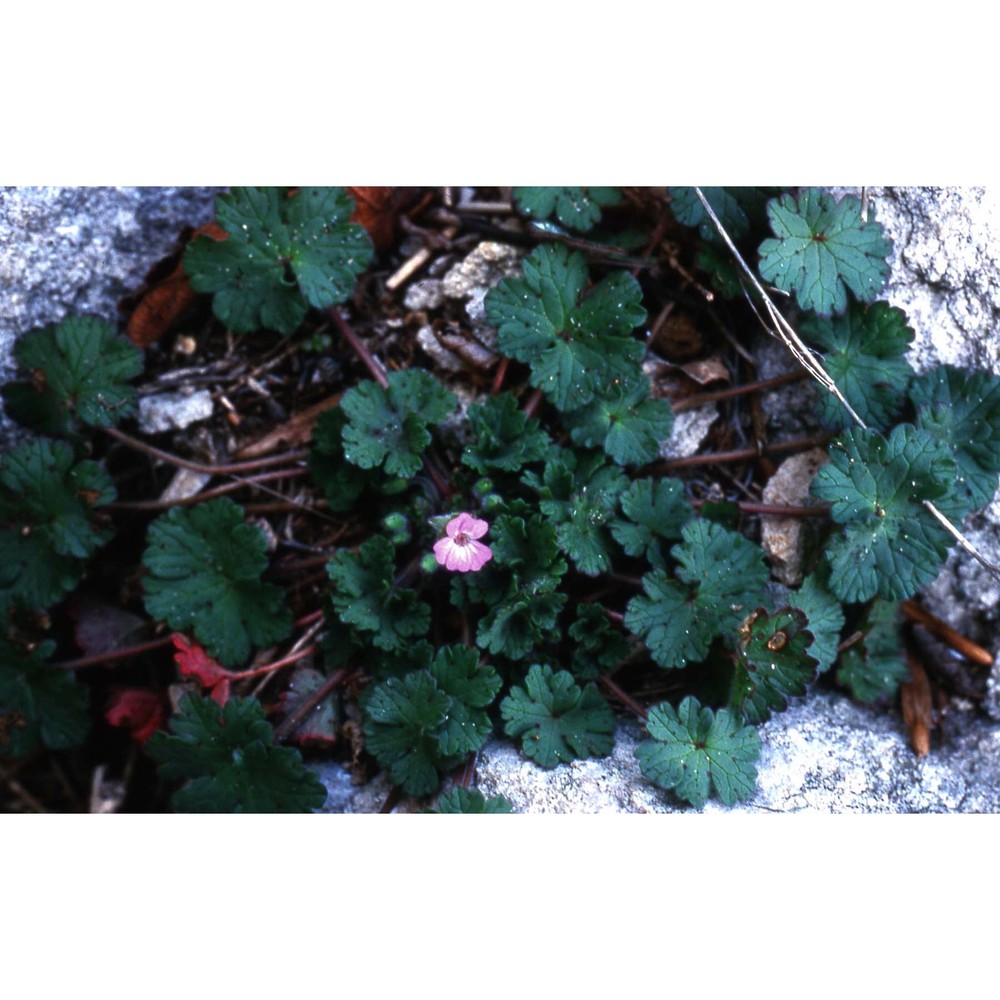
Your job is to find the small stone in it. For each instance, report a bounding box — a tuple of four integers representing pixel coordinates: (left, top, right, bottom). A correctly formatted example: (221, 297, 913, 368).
(760, 448, 829, 585)
(402, 279, 444, 311)
(138, 389, 214, 434)
(441, 241, 521, 300)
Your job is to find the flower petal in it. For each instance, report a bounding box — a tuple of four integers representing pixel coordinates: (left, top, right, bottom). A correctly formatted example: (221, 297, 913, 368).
(433, 537, 454, 566)
(465, 540, 493, 571)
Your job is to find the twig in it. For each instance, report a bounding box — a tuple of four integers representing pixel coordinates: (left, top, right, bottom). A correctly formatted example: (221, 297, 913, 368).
(386, 224, 460, 291)
(6, 778, 47, 813)
(901, 599, 994, 667)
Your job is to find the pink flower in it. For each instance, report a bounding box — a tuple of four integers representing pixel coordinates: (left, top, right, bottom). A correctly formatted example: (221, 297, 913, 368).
(433, 512, 493, 573)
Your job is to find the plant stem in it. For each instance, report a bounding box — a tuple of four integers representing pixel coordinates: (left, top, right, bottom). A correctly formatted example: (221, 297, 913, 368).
(328, 308, 388, 389)
(522, 388, 544, 419)
(272, 667, 355, 743)
(654, 434, 830, 471)
(52, 635, 175, 670)
(672, 371, 808, 412)
(491, 356, 509, 395)
(690, 498, 830, 518)
(598, 675, 647, 721)
(103, 426, 308, 475)
(106, 467, 308, 510)
(231, 643, 318, 681)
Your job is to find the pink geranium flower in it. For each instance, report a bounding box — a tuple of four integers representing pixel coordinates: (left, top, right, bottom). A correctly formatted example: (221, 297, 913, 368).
(433, 512, 493, 573)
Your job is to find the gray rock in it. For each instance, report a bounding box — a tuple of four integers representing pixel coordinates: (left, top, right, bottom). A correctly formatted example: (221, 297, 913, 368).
(0, 186, 222, 449)
(844, 188, 1000, 659)
(311, 693, 1000, 814)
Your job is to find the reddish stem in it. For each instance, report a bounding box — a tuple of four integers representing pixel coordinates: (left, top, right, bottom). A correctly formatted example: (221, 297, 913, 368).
(328, 308, 389, 389)
(655, 435, 830, 472)
(106, 467, 307, 511)
(672, 371, 808, 412)
(273, 667, 356, 743)
(522, 389, 544, 419)
(491, 356, 509, 395)
(690, 499, 830, 518)
(103, 426, 308, 475)
(230, 643, 318, 680)
(598, 675, 648, 721)
(52, 635, 175, 670)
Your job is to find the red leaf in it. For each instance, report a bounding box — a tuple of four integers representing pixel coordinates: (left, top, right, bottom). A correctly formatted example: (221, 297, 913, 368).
(172, 633, 234, 705)
(106, 688, 167, 744)
(348, 187, 401, 253)
(124, 222, 228, 347)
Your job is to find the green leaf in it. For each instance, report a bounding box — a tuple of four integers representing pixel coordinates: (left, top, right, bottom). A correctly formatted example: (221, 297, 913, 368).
(0, 638, 89, 757)
(477, 590, 566, 661)
(758, 189, 893, 316)
(788, 570, 845, 674)
(488, 508, 568, 594)
(340, 370, 456, 478)
(513, 187, 621, 233)
(308, 408, 369, 512)
(461, 393, 552, 474)
(500, 663, 616, 768)
(183, 187, 373, 334)
(3, 315, 143, 436)
(635, 696, 761, 808)
(810, 424, 964, 603)
(624, 520, 769, 669)
(485, 243, 646, 411)
(668, 187, 777, 242)
(146, 693, 327, 812)
(428, 645, 501, 757)
(801, 300, 914, 430)
(462, 506, 569, 660)
(567, 603, 629, 680)
(432, 787, 515, 813)
(142, 498, 293, 668)
(326, 535, 430, 652)
(361, 672, 455, 796)
(610, 476, 691, 566)
(909, 364, 1000, 511)
(836, 600, 908, 703)
(730, 607, 818, 724)
(563, 375, 673, 466)
(0, 438, 116, 612)
(523, 449, 628, 576)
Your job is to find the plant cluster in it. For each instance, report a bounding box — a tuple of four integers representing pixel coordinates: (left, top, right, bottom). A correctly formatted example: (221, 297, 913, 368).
(2, 185, 998, 813)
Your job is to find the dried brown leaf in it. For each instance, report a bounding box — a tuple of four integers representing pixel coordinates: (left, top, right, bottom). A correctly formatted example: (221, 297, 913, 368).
(901, 656, 934, 759)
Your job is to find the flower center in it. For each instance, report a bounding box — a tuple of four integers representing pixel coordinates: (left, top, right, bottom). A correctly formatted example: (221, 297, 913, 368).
(454, 531, 470, 546)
